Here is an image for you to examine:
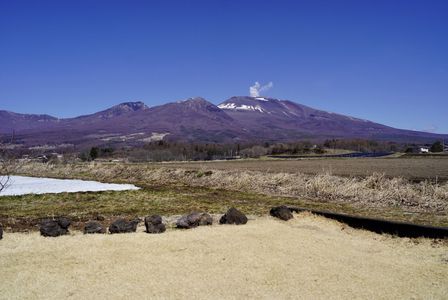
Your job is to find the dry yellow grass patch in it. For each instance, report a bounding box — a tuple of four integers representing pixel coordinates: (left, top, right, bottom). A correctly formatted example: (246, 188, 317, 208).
(1, 214, 447, 299)
(16, 162, 448, 213)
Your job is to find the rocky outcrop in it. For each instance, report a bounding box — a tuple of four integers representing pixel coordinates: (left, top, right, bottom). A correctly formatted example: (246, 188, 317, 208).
(109, 218, 139, 234)
(84, 221, 105, 234)
(219, 208, 248, 225)
(39, 217, 71, 237)
(176, 212, 213, 229)
(144, 215, 166, 234)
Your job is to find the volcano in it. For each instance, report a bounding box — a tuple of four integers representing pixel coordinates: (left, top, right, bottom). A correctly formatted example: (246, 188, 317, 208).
(1, 96, 446, 147)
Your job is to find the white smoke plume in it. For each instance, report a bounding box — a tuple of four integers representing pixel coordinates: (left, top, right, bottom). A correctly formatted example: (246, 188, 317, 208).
(249, 81, 273, 97)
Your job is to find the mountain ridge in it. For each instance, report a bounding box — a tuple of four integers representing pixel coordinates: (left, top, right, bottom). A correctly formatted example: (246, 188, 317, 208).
(0, 96, 446, 146)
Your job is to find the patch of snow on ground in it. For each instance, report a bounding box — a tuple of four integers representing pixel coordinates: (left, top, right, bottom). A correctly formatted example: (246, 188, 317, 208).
(0, 176, 140, 196)
(255, 97, 268, 101)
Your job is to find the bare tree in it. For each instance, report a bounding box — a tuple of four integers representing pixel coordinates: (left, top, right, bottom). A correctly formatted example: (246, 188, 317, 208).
(0, 144, 17, 193)
(0, 162, 12, 192)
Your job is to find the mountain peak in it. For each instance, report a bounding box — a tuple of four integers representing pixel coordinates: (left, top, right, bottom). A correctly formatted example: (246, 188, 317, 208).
(103, 101, 149, 116)
(73, 101, 149, 120)
(177, 97, 209, 104)
(114, 101, 149, 111)
(175, 97, 218, 110)
(218, 96, 281, 113)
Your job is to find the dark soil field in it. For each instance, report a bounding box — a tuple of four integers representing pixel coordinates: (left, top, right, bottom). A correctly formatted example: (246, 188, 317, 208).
(159, 157, 448, 182)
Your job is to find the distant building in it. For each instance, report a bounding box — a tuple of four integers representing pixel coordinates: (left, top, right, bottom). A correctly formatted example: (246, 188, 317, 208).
(406, 146, 430, 154)
(419, 147, 429, 153)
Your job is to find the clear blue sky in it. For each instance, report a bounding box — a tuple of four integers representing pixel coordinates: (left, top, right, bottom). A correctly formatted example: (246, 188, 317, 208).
(1, 0, 447, 133)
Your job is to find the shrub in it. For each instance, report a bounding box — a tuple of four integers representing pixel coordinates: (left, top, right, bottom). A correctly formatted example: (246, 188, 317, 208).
(430, 141, 443, 153)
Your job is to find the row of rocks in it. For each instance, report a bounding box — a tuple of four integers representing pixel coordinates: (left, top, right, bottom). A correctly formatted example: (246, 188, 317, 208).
(1, 206, 296, 239)
(37, 217, 140, 236)
(36, 207, 249, 237)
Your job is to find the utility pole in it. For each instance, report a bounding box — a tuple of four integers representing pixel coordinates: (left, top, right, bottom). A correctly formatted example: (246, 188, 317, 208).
(10, 130, 15, 144)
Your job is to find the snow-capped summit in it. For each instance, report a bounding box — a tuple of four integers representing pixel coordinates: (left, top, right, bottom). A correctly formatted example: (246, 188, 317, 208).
(218, 96, 303, 116)
(218, 102, 266, 113)
(215, 95, 403, 141)
(218, 96, 369, 120)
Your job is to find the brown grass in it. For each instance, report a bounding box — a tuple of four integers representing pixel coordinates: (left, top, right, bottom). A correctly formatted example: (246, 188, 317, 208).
(159, 156, 448, 182)
(1, 186, 320, 231)
(15, 162, 448, 215)
(1, 214, 447, 299)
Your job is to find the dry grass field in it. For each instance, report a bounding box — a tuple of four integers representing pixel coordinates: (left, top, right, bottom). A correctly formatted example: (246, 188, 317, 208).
(1, 158, 448, 299)
(1, 214, 447, 300)
(160, 157, 448, 182)
(4, 157, 446, 229)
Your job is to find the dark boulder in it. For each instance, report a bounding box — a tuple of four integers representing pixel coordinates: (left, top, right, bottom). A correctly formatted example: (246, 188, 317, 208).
(84, 221, 105, 234)
(270, 206, 294, 221)
(198, 213, 213, 226)
(176, 212, 213, 229)
(144, 215, 166, 234)
(219, 208, 248, 225)
(176, 215, 192, 229)
(109, 218, 139, 234)
(39, 217, 71, 237)
(0, 224, 3, 240)
(57, 217, 71, 229)
(146, 214, 163, 225)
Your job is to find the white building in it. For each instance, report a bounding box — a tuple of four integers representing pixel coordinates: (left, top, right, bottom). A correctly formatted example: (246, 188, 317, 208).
(419, 147, 429, 153)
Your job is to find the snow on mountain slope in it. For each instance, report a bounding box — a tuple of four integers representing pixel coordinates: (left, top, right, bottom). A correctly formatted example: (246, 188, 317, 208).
(217, 96, 445, 141)
(218, 102, 265, 112)
(1, 96, 447, 146)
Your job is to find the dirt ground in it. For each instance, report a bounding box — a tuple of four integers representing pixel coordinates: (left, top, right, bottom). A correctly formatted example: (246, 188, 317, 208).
(1, 214, 447, 299)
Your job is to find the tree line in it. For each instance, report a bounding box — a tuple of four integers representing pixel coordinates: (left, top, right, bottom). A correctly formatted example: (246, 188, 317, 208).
(78, 138, 423, 162)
